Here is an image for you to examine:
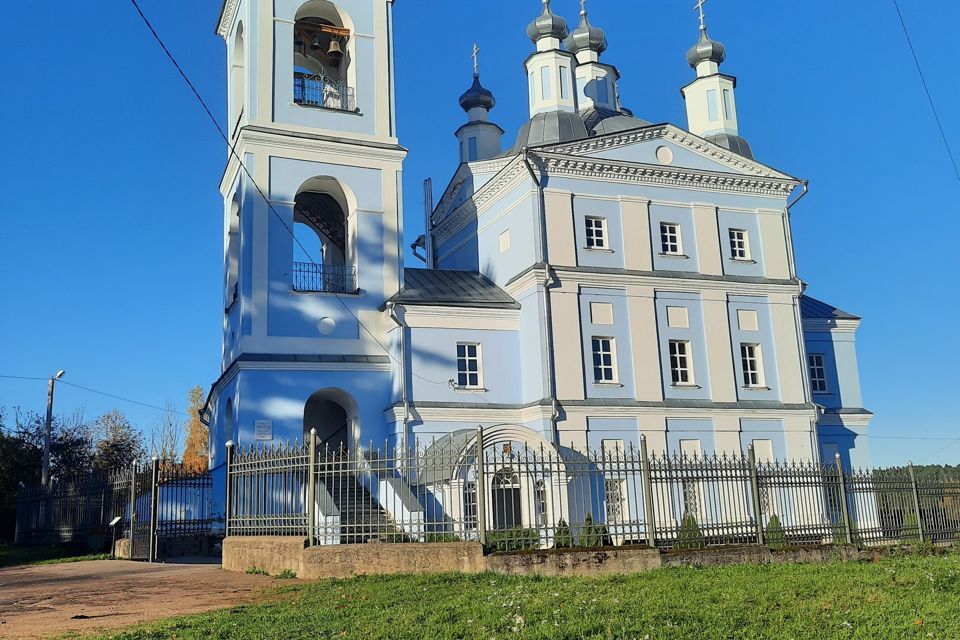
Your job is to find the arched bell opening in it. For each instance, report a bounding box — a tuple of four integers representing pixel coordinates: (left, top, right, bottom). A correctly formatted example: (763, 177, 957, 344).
(293, 1, 355, 111)
(291, 177, 357, 294)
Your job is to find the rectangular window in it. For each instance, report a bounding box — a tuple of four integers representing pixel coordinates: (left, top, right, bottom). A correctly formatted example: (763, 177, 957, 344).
(592, 337, 616, 383)
(540, 66, 552, 101)
(660, 222, 682, 255)
(669, 340, 693, 385)
(809, 354, 828, 393)
(723, 89, 733, 119)
(597, 78, 609, 104)
(729, 228, 750, 260)
(740, 343, 764, 388)
(529, 72, 536, 104)
(707, 89, 719, 121)
(467, 137, 478, 162)
(585, 216, 607, 249)
(559, 66, 569, 100)
(456, 343, 482, 388)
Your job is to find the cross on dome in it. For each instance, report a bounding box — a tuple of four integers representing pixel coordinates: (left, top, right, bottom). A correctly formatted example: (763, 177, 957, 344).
(471, 43, 480, 76)
(694, 0, 709, 31)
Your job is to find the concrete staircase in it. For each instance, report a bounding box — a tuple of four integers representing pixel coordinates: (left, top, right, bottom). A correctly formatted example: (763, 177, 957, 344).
(319, 470, 402, 544)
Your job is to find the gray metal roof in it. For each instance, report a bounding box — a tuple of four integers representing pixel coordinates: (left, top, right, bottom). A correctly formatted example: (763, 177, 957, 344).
(582, 107, 651, 136)
(510, 110, 589, 154)
(800, 295, 860, 321)
(391, 268, 520, 309)
(706, 132, 754, 160)
(686, 28, 726, 68)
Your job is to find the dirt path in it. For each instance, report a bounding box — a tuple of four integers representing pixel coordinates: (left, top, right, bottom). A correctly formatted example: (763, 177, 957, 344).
(0, 560, 279, 638)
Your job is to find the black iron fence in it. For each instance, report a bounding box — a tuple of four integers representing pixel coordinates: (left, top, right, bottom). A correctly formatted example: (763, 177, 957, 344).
(292, 262, 357, 294)
(16, 460, 220, 562)
(225, 431, 960, 552)
(293, 71, 356, 111)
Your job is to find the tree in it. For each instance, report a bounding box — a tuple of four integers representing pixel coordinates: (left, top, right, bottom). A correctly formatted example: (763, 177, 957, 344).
(92, 410, 145, 471)
(151, 403, 184, 462)
(182, 386, 209, 472)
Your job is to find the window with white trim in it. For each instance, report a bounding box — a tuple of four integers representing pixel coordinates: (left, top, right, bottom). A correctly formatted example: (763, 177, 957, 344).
(456, 343, 482, 388)
(660, 222, 682, 255)
(740, 343, 765, 388)
(585, 216, 607, 249)
(669, 340, 693, 385)
(592, 337, 617, 383)
(809, 354, 828, 393)
(729, 228, 750, 260)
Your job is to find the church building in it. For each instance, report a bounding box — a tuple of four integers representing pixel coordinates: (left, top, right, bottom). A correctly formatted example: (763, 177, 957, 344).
(205, 0, 872, 490)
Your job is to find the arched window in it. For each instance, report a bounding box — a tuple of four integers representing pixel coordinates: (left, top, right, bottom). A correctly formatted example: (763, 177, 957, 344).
(292, 178, 356, 294)
(231, 24, 245, 130)
(293, 2, 355, 111)
(225, 196, 240, 308)
(493, 468, 522, 530)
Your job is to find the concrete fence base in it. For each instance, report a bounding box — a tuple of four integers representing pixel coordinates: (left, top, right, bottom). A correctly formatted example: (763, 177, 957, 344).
(222, 537, 889, 580)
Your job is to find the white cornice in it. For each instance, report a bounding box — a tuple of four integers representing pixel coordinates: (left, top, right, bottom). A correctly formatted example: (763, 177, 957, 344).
(531, 151, 797, 197)
(802, 318, 861, 333)
(543, 124, 798, 182)
(557, 268, 802, 296)
(216, 0, 239, 39)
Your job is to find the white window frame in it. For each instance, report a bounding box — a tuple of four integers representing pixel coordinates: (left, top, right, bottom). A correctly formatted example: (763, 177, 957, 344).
(809, 353, 828, 393)
(591, 336, 617, 384)
(729, 228, 750, 261)
(585, 216, 608, 250)
(660, 222, 683, 256)
(456, 342, 483, 389)
(669, 340, 694, 386)
(740, 343, 765, 388)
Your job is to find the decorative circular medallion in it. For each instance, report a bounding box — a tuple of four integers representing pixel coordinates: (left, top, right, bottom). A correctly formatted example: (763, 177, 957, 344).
(317, 317, 337, 336)
(656, 146, 674, 165)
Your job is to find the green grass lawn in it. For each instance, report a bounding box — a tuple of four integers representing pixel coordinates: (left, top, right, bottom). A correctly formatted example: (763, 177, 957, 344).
(89, 551, 960, 639)
(0, 543, 109, 569)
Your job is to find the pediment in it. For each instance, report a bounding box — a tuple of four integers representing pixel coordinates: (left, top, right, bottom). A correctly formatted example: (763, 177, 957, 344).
(542, 124, 797, 181)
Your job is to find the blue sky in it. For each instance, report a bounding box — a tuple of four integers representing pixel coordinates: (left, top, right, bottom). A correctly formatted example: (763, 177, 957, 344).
(0, 1, 957, 466)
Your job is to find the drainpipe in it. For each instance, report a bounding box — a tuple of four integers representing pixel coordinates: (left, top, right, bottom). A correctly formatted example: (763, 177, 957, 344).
(522, 150, 560, 440)
(386, 302, 411, 451)
(783, 180, 809, 280)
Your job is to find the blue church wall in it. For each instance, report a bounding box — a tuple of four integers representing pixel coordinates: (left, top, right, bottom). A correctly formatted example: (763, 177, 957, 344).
(585, 417, 642, 451)
(665, 419, 716, 456)
(406, 326, 523, 405)
(655, 292, 712, 400)
(718, 209, 767, 278)
(572, 197, 626, 269)
(727, 295, 781, 402)
(804, 329, 864, 410)
(475, 190, 539, 287)
(739, 419, 788, 460)
(579, 288, 636, 399)
(516, 288, 549, 403)
(649, 204, 700, 273)
(819, 424, 871, 471)
(272, 0, 379, 137)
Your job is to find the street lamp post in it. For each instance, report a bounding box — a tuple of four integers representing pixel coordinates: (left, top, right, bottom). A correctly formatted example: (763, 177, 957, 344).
(41, 370, 65, 487)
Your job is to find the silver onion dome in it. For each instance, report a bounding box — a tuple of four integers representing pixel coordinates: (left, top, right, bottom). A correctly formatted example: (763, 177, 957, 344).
(685, 28, 726, 68)
(459, 74, 496, 112)
(564, 6, 607, 55)
(526, 0, 568, 43)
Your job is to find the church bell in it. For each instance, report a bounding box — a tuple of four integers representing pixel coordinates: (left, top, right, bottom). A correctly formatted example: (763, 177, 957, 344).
(327, 39, 344, 61)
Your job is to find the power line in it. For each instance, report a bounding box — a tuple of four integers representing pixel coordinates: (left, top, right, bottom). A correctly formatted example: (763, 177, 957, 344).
(0, 374, 193, 418)
(892, 0, 960, 185)
(0, 374, 49, 381)
(126, 0, 485, 401)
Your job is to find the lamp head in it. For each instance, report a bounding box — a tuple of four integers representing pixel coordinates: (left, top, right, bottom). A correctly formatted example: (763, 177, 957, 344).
(54, 370, 65, 380)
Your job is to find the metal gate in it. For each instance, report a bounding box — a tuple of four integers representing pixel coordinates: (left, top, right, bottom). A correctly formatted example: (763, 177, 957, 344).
(129, 460, 219, 562)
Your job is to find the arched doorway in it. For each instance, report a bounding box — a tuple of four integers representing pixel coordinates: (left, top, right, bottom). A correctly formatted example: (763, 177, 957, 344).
(303, 389, 355, 453)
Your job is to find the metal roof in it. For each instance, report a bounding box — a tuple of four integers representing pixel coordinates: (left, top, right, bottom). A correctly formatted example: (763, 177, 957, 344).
(799, 295, 860, 321)
(391, 268, 520, 309)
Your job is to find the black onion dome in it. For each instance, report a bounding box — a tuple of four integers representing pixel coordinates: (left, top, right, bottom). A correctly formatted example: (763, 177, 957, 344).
(526, 0, 568, 43)
(459, 74, 495, 112)
(564, 11, 607, 55)
(686, 28, 726, 68)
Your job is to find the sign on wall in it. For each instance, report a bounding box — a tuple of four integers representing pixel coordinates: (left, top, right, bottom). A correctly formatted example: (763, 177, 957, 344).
(254, 420, 274, 441)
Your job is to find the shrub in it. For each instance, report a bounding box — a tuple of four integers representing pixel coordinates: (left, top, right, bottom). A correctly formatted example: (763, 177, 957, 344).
(424, 532, 461, 543)
(485, 527, 540, 553)
(274, 569, 297, 580)
(764, 514, 788, 551)
(553, 519, 573, 549)
(578, 514, 611, 548)
(675, 513, 703, 550)
(245, 567, 269, 576)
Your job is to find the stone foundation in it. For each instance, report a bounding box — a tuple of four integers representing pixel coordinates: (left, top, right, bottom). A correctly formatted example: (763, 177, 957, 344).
(220, 538, 885, 580)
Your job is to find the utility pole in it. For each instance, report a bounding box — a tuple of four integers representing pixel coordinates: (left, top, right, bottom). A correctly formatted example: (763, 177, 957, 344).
(41, 370, 65, 487)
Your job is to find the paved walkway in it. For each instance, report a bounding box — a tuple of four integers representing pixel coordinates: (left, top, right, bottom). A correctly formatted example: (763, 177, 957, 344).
(0, 560, 277, 639)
